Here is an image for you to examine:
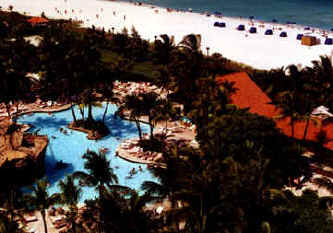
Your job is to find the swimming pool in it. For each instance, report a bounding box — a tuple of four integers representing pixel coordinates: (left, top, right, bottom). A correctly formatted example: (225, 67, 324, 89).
(17, 103, 158, 202)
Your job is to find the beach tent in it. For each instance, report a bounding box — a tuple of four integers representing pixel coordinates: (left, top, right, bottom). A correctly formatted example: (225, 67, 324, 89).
(27, 17, 48, 25)
(301, 35, 317, 46)
(280, 31, 287, 37)
(237, 24, 245, 31)
(296, 34, 303, 40)
(265, 29, 273, 35)
(325, 38, 333, 45)
(214, 22, 225, 27)
(249, 27, 257, 33)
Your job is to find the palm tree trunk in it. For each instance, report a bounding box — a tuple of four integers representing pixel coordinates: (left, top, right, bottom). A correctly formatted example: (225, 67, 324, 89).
(5, 103, 11, 119)
(79, 105, 85, 120)
(303, 118, 310, 141)
(87, 104, 94, 123)
(149, 116, 154, 139)
(102, 102, 109, 123)
(41, 210, 48, 233)
(70, 103, 77, 124)
(135, 120, 143, 140)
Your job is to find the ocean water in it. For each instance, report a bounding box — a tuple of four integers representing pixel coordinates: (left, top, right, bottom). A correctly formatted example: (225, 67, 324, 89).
(120, 0, 333, 29)
(18, 103, 158, 202)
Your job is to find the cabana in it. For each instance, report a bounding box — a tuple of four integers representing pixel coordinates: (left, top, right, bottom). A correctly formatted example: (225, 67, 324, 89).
(325, 38, 333, 45)
(237, 24, 245, 31)
(214, 22, 225, 27)
(265, 29, 273, 35)
(301, 35, 317, 46)
(249, 27, 257, 33)
(280, 31, 287, 37)
(296, 34, 303, 40)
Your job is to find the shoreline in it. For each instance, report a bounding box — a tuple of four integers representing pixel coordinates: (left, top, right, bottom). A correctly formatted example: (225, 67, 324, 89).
(2, 0, 333, 69)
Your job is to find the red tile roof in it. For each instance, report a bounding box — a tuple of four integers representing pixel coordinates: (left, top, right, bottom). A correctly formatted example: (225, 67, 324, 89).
(27, 17, 49, 25)
(216, 72, 333, 150)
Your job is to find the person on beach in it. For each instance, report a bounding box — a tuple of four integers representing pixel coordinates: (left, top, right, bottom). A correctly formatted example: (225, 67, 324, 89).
(124, 15, 126, 20)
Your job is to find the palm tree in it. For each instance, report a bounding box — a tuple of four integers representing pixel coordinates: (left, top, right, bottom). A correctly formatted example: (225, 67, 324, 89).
(140, 92, 161, 139)
(58, 175, 82, 233)
(115, 94, 144, 140)
(178, 34, 201, 53)
(73, 150, 119, 195)
(24, 179, 60, 233)
(153, 34, 175, 65)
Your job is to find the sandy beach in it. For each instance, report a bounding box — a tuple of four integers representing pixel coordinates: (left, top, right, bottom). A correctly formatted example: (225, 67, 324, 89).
(1, 0, 333, 70)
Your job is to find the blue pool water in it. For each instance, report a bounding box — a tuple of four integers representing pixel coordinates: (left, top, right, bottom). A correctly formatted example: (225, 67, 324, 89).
(18, 103, 158, 202)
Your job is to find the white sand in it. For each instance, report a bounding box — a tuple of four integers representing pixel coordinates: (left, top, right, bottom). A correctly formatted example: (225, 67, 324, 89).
(2, 0, 333, 70)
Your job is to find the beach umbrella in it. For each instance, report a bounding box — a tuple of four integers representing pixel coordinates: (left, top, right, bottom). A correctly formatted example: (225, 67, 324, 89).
(237, 24, 245, 31)
(280, 31, 287, 37)
(325, 38, 333, 45)
(296, 34, 303, 40)
(265, 29, 273, 35)
(249, 27, 257, 33)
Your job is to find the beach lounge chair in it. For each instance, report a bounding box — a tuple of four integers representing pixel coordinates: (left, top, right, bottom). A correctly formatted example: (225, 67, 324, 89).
(249, 27, 257, 33)
(237, 24, 245, 31)
(297, 34, 303, 40)
(280, 31, 287, 37)
(265, 29, 273, 35)
(325, 38, 333, 45)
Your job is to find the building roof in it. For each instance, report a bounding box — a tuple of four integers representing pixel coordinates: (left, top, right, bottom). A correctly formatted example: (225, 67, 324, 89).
(27, 17, 49, 25)
(216, 72, 333, 150)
